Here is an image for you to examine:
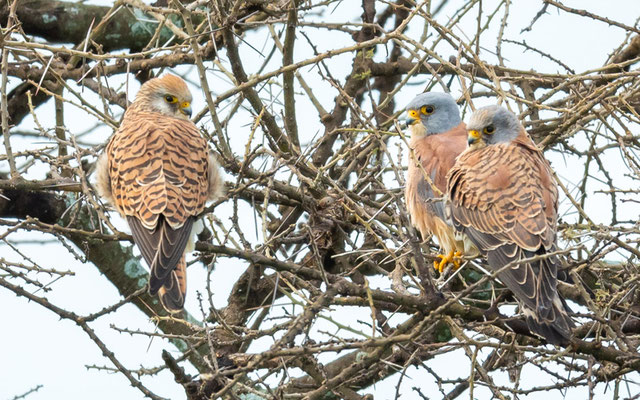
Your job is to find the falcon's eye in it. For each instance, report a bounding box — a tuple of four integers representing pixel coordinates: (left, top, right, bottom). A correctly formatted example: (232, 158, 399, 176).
(165, 95, 177, 103)
(484, 125, 495, 134)
(421, 105, 434, 115)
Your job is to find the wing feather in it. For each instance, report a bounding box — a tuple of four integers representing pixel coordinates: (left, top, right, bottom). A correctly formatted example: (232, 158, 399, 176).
(448, 132, 573, 344)
(106, 112, 211, 228)
(448, 136, 557, 252)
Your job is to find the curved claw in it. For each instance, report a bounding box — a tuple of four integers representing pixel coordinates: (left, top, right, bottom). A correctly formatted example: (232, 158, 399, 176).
(433, 250, 463, 273)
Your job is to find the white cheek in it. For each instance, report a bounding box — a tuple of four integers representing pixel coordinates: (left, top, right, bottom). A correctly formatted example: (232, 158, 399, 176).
(152, 98, 175, 115)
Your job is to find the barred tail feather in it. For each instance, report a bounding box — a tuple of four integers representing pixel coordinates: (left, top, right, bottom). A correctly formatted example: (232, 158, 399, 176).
(157, 258, 187, 313)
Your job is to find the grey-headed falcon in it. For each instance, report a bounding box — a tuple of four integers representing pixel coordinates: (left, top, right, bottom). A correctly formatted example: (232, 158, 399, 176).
(405, 92, 477, 272)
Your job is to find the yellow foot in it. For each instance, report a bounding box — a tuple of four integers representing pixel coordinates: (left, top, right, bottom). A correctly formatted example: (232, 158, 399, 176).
(433, 251, 463, 273)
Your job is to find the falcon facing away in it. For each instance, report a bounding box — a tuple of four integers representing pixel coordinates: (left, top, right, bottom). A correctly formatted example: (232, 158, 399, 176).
(447, 105, 573, 345)
(404, 92, 477, 272)
(96, 74, 223, 313)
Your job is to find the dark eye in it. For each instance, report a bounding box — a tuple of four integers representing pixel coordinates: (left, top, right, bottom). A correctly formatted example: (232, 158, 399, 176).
(421, 105, 434, 115)
(484, 125, 495, 134)
(165, 95, 176, 103)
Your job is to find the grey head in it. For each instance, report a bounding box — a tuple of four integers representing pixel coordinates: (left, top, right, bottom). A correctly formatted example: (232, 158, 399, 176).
(466, 105, 521, 146)
(405, 92, 461, 136)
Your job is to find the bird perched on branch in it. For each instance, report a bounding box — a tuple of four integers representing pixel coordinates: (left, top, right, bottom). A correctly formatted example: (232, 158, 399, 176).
(447, 105, 573, 345)
(404, 92, 477, 273)
(96, 74, 223, 313)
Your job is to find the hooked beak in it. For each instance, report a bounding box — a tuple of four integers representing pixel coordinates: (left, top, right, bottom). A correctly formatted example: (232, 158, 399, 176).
(180, 101, 192, 117)
(405, 116, 418, 127)
(467, 129, 482, 145)
(405, 109, 420, 128)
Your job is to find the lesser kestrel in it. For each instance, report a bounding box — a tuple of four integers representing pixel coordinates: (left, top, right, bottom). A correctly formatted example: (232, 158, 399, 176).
(404, 92, 477, 272)
(96, 74, 223, 313)
(447, 105, 573, 345)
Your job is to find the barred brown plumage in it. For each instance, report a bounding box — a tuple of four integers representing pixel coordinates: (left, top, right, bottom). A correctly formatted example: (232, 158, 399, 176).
(447, 105, 573, 345)
(96, 74, 224, 313)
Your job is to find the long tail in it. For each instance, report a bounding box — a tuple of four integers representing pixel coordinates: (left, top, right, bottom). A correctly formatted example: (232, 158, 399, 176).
(157, 257, 187, 313)
(127, 215, 191, 313)
(523, 295, 574, 346)
(483, 243, 575, 345)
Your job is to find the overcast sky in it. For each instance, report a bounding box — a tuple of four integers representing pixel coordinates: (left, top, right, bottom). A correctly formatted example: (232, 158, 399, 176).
(2, 1, 639, 399)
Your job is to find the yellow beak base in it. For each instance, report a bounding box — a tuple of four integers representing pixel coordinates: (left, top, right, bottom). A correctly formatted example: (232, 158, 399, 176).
(405, 109, 420, 126)
(467, 129, 482, 145)
(180, 101, 192, 117)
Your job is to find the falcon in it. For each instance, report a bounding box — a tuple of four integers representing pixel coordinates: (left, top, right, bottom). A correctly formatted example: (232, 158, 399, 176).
(96, 74, 223, 313)
(447, 105, 573, 345)
(404, 92, 477, 272)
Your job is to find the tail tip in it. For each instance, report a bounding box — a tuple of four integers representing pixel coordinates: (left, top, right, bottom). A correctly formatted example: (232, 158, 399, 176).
(156, 285, 185, 313)
(525, 316, 573, 346)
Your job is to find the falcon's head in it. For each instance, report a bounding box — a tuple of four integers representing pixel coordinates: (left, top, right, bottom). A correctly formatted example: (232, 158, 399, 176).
(404, 92, 461, 137)
(135, 74, 193, 120)
(466, 105, 520, 149)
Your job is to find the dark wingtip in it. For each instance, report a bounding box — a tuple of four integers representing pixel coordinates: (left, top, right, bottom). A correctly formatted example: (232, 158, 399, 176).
(147, 274, 163, 295)
(148, 281, 184, 312)
(158, 283, 185, 313)
(148, 285, 158, 296)
(156, 270, 186, 313)
(525, 314, 573, 346)
(159, 290, 185, 313)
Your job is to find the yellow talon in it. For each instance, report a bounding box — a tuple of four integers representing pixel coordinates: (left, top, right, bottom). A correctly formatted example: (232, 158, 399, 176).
(433, 250, 463, 273)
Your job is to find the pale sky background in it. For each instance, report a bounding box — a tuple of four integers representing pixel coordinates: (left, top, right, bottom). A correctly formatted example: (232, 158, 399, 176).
(1, 1, 639, 399)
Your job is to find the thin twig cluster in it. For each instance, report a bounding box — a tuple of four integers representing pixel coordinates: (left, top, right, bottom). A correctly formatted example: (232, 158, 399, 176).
(1, 1, 639, 399)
